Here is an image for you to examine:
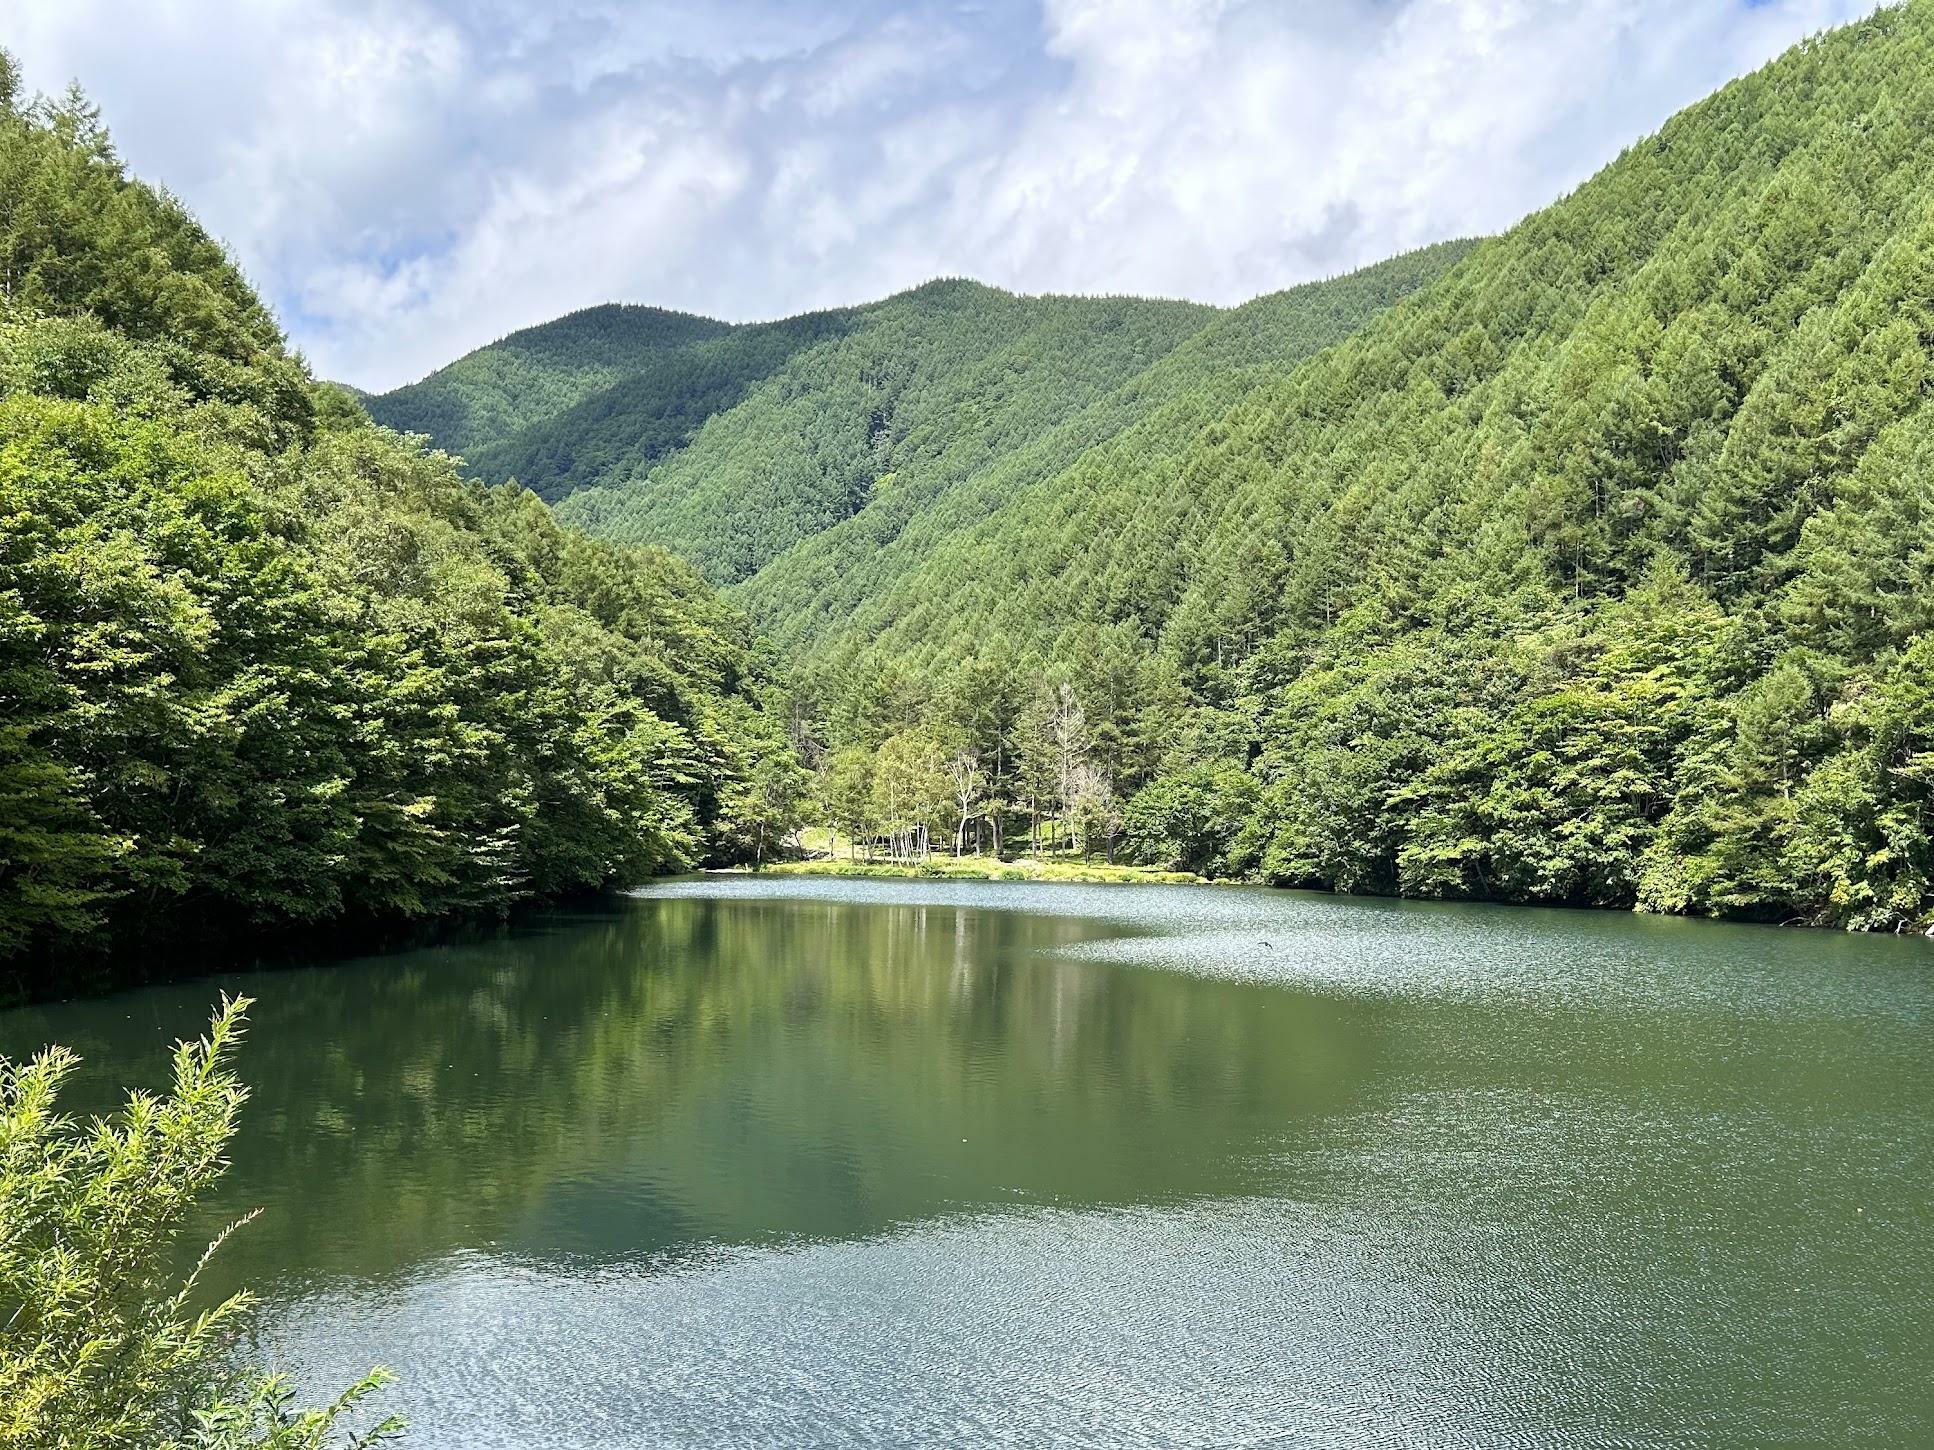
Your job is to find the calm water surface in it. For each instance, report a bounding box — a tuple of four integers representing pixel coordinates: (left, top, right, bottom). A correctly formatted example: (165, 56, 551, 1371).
(5, 880, 1931, 1448)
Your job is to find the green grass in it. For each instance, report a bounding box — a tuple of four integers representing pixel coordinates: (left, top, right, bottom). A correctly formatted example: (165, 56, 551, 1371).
(749, 856, 1200, 885)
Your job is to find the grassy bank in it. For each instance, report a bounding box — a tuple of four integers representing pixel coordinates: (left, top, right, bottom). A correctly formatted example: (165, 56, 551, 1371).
(749, 857, 1201, 885)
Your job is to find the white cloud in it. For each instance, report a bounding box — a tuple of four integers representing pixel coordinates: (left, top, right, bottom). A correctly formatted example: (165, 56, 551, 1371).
(6, 0, 1883, 389)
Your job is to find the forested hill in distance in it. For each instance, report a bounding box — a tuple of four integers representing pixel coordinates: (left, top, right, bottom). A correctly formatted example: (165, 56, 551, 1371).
(368, 254, 1472, 592)
(365, 303, 729, 461)
(374, 281, 1220, 581)
(380, 3, 1934, 933)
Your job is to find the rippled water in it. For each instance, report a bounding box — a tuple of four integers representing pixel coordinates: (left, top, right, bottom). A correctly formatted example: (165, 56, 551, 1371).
(5, 880, 1930, 1447)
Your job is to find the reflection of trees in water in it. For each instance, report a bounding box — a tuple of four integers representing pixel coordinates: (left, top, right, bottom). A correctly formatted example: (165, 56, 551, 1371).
(137, 895, 1402, 1289)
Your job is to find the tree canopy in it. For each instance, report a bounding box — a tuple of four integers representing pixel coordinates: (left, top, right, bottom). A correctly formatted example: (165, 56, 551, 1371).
(0, 78, 795, 999)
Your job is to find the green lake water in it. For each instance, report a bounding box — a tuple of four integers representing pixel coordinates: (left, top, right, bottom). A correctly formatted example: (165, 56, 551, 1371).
(4, 879, 1930, 1447)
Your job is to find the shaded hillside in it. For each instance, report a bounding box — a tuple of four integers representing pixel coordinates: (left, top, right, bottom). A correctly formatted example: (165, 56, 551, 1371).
(365, 302, 733, 468)
(455, 308, 857, 503)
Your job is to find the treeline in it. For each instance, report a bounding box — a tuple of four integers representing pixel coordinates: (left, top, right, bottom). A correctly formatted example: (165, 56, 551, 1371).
(806, 679, 1127, 866)
(0, 73, 794, 999)
(783, 632, 1177, 867)
(794, 555, 1934, 932)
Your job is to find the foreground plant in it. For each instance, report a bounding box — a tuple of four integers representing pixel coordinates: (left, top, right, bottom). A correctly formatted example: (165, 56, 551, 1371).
(0, 995, 401, 1448)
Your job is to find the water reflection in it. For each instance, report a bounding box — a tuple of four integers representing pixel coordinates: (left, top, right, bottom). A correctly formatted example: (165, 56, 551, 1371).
(9, 894, 1405, 1283)
(3, 882, 1929, 1448)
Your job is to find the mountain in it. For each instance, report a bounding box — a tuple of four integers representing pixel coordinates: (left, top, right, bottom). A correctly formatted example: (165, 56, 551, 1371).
(558, 282, 1233, 583)
(19, 0, 1934, 951)
(375, 281, 1230, 582)
(373, 254, 1475, 601)
(365, 303, 728, 459)
(366, 303, 836, 500)
(1067, 0, 1934, 927)
(727, 242, 1475, 662)
(397, 1, 1933, 932)
(0, 81, 795, 997)
(881, 0, 1932, 930)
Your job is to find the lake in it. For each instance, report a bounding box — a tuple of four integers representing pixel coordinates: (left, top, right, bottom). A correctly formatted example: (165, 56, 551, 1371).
(4, 878, 1930, 1448)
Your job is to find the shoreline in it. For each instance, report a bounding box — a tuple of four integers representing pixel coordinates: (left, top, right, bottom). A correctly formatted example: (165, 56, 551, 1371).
(728, 857, 1202, 886)
(707, 860, 1934, 938)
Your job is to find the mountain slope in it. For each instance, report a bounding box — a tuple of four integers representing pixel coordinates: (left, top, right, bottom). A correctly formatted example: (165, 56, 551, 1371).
(452, 308, 857, 503)
(733, 241, 1476, 661)
(783, 3, 1934, 930)
(370, 281, 1222, 579)
(886, 0, 1934, 928)
(373, 260, 1467, 607)
(557, 281, 1220, 582)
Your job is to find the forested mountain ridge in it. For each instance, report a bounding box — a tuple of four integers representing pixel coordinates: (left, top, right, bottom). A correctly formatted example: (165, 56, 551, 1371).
(766, 0, 1934, 932)
(368, 302, 870, 507)
(375, 279, 1225, 583)
(365, 302, 732, 467)
(732, 241, 1476, 662)
(373, 246, 1472, 620)
(0, 74, 798, 999)
(559, 282, 1223, 583)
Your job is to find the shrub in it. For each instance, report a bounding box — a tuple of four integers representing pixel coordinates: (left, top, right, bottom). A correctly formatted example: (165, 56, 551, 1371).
(0, 996, 401, 1448)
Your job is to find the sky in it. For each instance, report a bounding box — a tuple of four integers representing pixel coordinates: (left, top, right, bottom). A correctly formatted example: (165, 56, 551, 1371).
(9, 0, 1883, 391)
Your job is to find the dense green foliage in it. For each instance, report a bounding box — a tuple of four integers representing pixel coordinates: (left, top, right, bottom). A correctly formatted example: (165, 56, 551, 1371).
(733, 243, 1475, 657)
(379, 245, 1470, 623)
(18, 1, 1934, 946)
(558, 282, 1221, 582)
(0, 996, 399, 1447)
(0, 81, 794, 998)
(365, 304, 867, 507)
(376, 281, 1235, 583)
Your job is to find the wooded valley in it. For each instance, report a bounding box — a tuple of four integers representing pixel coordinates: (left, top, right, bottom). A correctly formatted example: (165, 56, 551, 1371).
(7, 4, 1934, 1008)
